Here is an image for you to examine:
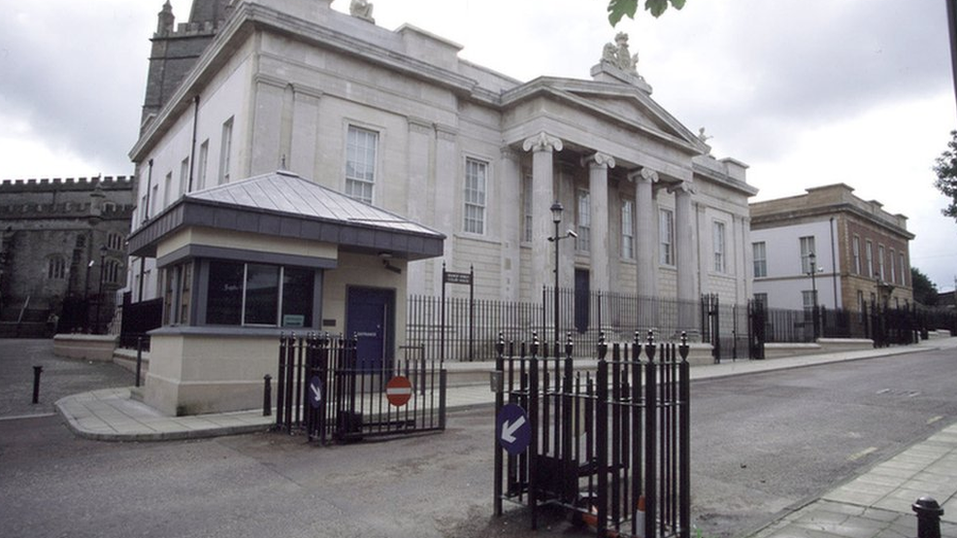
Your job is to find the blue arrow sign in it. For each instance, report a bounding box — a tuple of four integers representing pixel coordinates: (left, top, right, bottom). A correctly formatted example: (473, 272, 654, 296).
(497, 403, 531, 455)
(308, 376, 323, 409)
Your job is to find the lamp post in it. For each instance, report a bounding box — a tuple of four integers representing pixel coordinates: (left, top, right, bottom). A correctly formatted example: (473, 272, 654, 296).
(549, 202, 563, 348)
(547, 202, 578, 349)
(94, 245, 107, 334)
(808, 252, 820, 339)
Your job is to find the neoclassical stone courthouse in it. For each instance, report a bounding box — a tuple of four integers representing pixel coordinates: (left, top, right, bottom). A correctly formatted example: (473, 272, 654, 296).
(127, 0, 757, 412)
(131, 0, 756, 306)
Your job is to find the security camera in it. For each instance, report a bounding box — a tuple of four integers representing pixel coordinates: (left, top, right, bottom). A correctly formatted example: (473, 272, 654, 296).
(567, 230, 578, 239)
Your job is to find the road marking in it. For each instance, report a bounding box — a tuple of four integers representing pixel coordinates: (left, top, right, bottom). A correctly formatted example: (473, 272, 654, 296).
(928, 415, 944, 425)
(0, 412, 56, 422)
(848, 447, 877, 462)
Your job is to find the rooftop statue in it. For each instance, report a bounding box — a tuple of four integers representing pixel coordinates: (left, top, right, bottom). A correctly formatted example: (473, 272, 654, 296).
(349, 0, 374, 23)
(602, 32, 639, 74)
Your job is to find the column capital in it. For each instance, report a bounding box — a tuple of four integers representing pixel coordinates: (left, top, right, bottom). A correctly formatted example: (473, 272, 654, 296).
(669, 179, 697, 195)
(582, 152, 616, 170)
(522, 132, 564, 153)
(628, 167, 659, 184)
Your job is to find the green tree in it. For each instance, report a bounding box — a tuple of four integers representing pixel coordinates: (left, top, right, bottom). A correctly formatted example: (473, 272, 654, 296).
(911, 267, 939, 306)
(933, 130, 957, 222)
(608, 0, 686, 26)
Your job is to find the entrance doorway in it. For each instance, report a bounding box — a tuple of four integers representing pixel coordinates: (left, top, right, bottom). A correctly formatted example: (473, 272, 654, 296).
(574, 269, 590, 333)
(346, 287, 395, 371)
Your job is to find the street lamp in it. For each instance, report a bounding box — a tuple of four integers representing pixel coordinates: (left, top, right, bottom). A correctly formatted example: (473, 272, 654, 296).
(94, 245, 107, 334)
(807, 252, 823, 338)
(547, 201, 578, 349)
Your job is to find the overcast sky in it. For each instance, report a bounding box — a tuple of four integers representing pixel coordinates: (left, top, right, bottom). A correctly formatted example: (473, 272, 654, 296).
(1, 0, 955, 290)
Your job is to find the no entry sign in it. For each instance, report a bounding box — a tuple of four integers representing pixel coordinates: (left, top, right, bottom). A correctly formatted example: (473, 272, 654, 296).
(386, 376, 413, 407)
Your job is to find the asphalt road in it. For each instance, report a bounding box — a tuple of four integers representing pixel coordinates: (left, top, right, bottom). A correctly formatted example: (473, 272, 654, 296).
(1, 339, 956, 537)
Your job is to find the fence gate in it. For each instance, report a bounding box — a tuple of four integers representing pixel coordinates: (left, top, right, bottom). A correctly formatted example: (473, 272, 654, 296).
(275, 334, 446, 444)
(493, 332, 691, 538)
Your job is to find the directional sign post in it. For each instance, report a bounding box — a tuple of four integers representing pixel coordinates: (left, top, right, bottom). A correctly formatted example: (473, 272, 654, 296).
(386, 375, 413, 407)
(308, 376, 323, 409)
(497, 403, 531, 455)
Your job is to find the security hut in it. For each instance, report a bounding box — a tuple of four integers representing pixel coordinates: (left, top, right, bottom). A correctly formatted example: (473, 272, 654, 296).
(127, 170, 444, 416)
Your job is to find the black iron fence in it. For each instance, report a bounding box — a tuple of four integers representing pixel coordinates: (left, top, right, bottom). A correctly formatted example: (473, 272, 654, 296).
(493, 332, 691, 538)
(274, 333, 446, 444)
(118, 294, 162, 350)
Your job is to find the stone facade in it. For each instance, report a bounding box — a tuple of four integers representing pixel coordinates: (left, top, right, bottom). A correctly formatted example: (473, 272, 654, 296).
(0, 176, 135, 335)
(130, 0, 757, 312)
(750, 183, 914, 311)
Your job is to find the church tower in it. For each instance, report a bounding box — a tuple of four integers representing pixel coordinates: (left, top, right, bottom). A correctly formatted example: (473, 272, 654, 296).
(140, 0, 235, 131)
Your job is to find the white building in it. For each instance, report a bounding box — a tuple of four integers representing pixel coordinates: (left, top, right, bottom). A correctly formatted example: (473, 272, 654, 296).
(126, 0, 758, 414)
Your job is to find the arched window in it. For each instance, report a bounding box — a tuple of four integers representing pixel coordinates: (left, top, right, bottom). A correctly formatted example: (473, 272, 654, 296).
(47, 256, 67, 279)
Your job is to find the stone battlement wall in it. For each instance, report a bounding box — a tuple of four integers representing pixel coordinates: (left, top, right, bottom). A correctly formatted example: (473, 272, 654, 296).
(0, 175, 134, 192)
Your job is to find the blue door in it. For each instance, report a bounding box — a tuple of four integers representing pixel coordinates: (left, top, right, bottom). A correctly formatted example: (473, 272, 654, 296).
(346, 287, 394, 371)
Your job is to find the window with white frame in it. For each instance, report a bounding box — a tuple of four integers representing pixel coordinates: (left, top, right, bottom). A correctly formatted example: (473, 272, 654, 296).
(576, 189, 591, 252)
(163, 172, 172, 210)
(345, 125, 377, 204)
(522, 175, 533, 242)
(802, 290, 816, 309)
(197, 140, 209, 191)
(852, 235, 861, 274)
(752, 241, 767, 278)
(899, 253, 907, 286)
(464, 158, 487, 234)
(799, 236, 816, 274)
(179, 157, 189, 197)
(713, 221, 726, 273)
(659, 208, 674, 265)
(621, 199, 634, 259)
(150, 184, 159, 216)
(219, 117, 233, 185)
(865, 240, 874, 277)
(878, 244, 886, 281)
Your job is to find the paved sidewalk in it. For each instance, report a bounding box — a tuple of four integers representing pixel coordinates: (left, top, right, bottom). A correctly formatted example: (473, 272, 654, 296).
(53, 336, 957, 537)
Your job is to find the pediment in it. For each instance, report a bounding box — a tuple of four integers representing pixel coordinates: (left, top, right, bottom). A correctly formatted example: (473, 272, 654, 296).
(503, 78, 708, 155)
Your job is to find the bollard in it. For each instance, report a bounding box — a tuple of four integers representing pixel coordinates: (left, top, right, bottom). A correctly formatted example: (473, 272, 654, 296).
(135, 337, 144, 388)
(263, 374, 272, 417)
(32, 365, 43, 404)
(913, 496, 944, 538)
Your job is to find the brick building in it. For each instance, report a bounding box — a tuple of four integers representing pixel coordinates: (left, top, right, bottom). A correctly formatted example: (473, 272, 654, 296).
(0, 176, 135, 336)
(750, 184, 913, 312)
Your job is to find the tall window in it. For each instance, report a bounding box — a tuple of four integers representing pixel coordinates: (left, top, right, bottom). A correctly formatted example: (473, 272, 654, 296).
(197, 140, 209, 191)
(346, 125, 377, 203)
(878, 245, 886, 281)
(752, 241, 767, 278)
(576, 189, 591, 252)
(47, 257, 66, 279)
(522, 175, 533, 242)
(163, 172, 172, 209)
(852, 235, 861, 274)
(621, 200, 634, 259)
(659, 209, 674, 265)
(464, 158, 487, 234)
(219, 117, 233, 185)
(899, 253, 907, 286)
(889, 249, 896, 283)
(799, 236, 816, 274)
(713, 221, 726, 273)
(179, 157, 189, 196)
(865, 240, 874, 277)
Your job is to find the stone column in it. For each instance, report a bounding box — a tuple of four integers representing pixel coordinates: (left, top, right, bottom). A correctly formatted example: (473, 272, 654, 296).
(584, 152, 615, 293)
(673, 180, 697, 328)
(500, 147, 523, 302)
(405, 118, 434, 296)
(433, 124, 458, 295)
(523, 132, 563, 296)
(631, 167, 659, 299)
